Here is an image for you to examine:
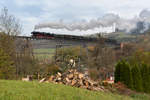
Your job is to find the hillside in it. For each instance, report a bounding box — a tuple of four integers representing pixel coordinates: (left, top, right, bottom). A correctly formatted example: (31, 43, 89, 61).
(0, 80, 149, 100)
(105, 32, 138, 43)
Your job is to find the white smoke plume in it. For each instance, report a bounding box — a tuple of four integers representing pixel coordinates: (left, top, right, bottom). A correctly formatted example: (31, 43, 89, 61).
(34, 9, 150, 34)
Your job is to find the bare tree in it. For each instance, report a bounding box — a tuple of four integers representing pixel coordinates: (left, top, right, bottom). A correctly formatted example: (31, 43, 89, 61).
(0, 7, 23, 79)
(87, 33, 117, 80)
(0, 7, 22, 36)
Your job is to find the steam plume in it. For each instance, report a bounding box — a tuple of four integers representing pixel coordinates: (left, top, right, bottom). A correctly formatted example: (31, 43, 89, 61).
(34, 9, 150, 34)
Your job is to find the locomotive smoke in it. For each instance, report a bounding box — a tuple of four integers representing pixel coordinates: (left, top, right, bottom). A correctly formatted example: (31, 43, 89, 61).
(35, 14, 119, 31)
(34, 9, 150, 34)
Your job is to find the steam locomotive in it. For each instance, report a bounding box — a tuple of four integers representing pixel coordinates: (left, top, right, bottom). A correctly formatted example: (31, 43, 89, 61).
(31, 31, 55, 39)
(31, 31, 118, 45)
(31, 31, 93, 40)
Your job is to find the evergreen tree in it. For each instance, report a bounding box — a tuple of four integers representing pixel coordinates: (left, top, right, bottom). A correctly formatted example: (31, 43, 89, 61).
(117, 60, 128, 84)
(119, 61, 125, 83)
(140, 63, 149, 92)
(131, 64, 143, 92)
(123, 61, 133, 89)
(115, 60, 133, 87)
(114, 61, 122, 83)
(147, 65, 150, 93)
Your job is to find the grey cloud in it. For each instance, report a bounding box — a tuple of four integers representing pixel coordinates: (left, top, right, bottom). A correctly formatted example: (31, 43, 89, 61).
(4, 0, 150, 35)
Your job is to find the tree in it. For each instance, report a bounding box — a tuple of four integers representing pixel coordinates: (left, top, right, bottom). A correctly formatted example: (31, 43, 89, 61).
(0, 8, 41, 79)
(0, 48, 15, 79)
(114, 61, 121, 83)
(115, 60, 133, 89)
(131, 64, 143, 92)
(0, 33, 16, 57)
(122, 61, 133, 89)
(15, 39, 38, 77)
(88, 34, 116, 80)
(0, 7, 22, 36)
(55, 46, 87, 70)
(147, 66, 150, 93)
(140, 63, 150, 93)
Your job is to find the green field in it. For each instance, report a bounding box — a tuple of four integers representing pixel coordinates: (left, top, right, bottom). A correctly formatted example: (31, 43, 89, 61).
(33, 48, 55, 60)
(0, 80, 149, 100)
(34, 48, 55, 53)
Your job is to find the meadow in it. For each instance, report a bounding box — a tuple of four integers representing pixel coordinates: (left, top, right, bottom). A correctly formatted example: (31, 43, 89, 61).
(0, 80, 149, 100)
(33, 48, 55, 60)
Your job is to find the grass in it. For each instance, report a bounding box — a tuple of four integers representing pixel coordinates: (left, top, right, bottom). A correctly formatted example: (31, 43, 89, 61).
(33, 48, 55, 60)
(34, 54, 54, 60)
(34, 48, 55, 54)
(0, 80, 149, 100)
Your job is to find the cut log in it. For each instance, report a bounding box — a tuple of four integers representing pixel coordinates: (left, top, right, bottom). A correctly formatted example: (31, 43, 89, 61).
(78, 73, 84, 79)
(68, 74, 74, 79)
(44, 69, 105, 92)
(57, 72, 62, 77)
(71, 79, 77, 86)
(39, 78, 46, 83)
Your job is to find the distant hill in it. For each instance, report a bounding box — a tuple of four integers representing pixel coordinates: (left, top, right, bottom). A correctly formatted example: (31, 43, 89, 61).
(87, 32, 139, 43)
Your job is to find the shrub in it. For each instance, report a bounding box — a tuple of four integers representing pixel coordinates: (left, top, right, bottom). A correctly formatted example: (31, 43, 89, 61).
(55, 46, 86, 70)
(88, 68, 99, 80)
(46, 63, 60, 75)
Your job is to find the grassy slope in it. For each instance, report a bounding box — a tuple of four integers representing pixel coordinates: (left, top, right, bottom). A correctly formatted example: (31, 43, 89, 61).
(0, 80, 149, 100)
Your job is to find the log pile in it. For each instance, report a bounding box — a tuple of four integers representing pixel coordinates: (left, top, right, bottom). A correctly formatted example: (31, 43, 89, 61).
(46, 69, 105, 91)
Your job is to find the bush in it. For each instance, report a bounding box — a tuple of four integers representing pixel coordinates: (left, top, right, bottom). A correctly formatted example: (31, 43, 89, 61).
(46, 63, 60, 75)
(88, 68, 99, 80)
(55, 46, 87, 70)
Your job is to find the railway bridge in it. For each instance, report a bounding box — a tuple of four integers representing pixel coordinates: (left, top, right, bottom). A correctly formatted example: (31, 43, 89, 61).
(15, 36, 118, 49)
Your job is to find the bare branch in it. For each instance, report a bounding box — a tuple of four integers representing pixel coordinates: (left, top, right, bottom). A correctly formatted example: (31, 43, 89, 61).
(0, 7, 22, 36)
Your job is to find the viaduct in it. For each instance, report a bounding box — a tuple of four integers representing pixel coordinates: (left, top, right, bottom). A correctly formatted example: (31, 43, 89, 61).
(16, 36, 119, 49)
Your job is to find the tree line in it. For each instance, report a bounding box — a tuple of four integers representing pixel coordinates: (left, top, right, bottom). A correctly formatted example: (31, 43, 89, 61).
(115, 59, 150, 93)
(0, 7, 43, 79)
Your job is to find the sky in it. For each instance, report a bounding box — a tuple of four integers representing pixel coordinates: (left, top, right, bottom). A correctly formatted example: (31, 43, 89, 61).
(0, 0, 150, 36)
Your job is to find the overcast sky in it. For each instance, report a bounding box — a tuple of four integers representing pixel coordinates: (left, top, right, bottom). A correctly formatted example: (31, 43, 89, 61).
(0, 0, 150, 35)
